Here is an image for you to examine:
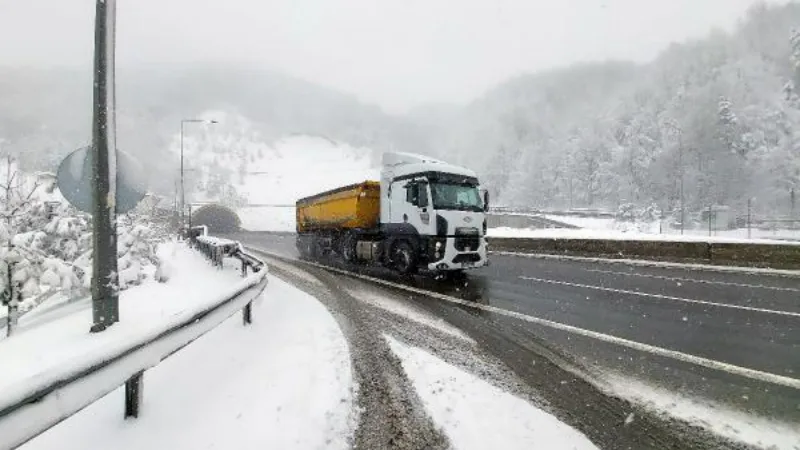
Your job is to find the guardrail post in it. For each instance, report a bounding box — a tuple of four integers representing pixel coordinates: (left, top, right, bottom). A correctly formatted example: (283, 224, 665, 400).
(241, 259, 248, 278)
(243, 301, 252, 325)
(124, 371, 144, 419)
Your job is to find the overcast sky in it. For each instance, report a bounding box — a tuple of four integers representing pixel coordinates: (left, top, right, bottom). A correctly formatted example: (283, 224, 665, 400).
(0, 0, 784, 112)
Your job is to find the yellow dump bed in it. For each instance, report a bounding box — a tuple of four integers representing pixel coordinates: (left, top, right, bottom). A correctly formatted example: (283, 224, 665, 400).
(296, 181, 380, 233)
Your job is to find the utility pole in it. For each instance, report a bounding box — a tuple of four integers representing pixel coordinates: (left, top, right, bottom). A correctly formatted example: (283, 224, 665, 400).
(90, 0, 119, 333)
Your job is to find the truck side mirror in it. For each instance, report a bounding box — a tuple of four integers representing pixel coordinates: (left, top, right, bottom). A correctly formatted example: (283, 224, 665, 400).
(418, 182, 429, 208)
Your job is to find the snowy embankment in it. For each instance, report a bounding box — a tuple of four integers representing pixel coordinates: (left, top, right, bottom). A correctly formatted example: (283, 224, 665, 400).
(600, 374, 800, 450)
(6, 242, 354, 450)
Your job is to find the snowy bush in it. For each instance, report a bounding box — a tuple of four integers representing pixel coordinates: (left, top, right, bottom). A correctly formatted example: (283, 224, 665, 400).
(1, 157, 170, 320)
(614, 202, 661, 233)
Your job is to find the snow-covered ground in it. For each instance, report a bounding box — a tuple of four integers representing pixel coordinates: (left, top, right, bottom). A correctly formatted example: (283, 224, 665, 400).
(543, 215, 616, 231)
(600, 374, 800, 450)
(489, 225, 800, 245)
(538, 214, 800, 243)
(15, 253, 355, 450)
(386, 336, 599, 450)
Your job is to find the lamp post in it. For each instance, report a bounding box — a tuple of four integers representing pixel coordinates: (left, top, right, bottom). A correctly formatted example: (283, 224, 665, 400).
(180, 119, 217, 229)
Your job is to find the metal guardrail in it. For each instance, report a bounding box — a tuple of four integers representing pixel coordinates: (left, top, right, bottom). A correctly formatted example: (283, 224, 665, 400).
(189, 226, 266, 275)
(0, 233, 268, 449)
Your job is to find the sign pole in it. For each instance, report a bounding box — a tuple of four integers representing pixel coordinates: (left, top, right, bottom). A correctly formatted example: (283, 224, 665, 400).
(90, 0, 119, 333)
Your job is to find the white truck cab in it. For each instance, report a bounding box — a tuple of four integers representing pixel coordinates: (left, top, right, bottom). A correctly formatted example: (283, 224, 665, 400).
(380, 152, 489, 273)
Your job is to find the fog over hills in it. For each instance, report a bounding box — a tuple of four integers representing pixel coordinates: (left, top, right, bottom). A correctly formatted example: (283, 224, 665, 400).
(1, 2, 799, 217)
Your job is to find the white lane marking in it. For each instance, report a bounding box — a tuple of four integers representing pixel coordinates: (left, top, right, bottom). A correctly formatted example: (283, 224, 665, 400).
(247, 246, 800, 391)
(584, 268, 800, 293)
(492, 251, 800, 278)
(519, 276, 800, 318)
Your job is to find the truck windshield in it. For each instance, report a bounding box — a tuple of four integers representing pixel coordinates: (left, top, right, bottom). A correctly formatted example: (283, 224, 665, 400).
(430, 183, 483, 212)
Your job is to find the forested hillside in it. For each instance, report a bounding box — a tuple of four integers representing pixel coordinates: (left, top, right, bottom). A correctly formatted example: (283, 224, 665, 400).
(433, 2, 800, 217)
(1, 2, 799, 219)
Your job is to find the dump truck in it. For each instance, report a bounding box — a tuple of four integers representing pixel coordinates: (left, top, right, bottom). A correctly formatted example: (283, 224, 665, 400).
(296, 152, 489, 275)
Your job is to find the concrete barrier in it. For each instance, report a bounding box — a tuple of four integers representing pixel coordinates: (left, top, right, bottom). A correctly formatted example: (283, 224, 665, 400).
(488, 237, 800, 269)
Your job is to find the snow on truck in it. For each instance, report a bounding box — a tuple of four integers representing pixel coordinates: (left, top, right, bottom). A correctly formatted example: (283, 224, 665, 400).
(296, 152, 489, 275)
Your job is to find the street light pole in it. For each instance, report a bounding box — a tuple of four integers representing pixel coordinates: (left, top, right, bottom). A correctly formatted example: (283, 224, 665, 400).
(90, 0, 119, 333)
(179, 119, 217, 231)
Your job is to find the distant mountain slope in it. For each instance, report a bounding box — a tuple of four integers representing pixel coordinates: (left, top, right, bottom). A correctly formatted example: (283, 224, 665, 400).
(423, 2, 800, 217)
(175, 112, 380, 231)
(0, 63, 427, 196)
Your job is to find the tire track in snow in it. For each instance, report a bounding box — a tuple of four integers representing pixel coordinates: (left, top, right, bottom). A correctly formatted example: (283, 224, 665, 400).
(253, 248, 756, 450)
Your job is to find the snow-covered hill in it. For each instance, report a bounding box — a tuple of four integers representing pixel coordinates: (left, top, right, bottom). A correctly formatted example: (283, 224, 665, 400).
(176, 112, 381, 231)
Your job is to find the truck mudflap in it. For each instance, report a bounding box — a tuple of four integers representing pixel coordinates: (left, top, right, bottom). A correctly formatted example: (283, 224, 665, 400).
(427, 237, 488, 271)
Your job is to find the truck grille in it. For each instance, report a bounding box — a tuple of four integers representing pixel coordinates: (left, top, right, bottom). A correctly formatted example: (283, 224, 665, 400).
(454, 227, 480, 251)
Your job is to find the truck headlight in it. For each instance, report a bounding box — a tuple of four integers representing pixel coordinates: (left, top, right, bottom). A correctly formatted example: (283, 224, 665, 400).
(435, 241, 443, 250)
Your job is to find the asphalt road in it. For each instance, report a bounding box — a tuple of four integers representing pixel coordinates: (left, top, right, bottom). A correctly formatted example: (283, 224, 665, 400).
(229, 231, 800, 425)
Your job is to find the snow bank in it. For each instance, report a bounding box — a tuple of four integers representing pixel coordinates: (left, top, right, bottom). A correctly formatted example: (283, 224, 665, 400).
(21, 276, 355, 450)
(600, 374, 800, 450)
(543, 215, 616, 230)
(386, 336, 598, 450)
(488, 227, 800, 246)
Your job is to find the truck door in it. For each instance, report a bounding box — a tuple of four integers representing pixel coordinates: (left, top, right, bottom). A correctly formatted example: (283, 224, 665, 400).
(397, 180, 433, 235)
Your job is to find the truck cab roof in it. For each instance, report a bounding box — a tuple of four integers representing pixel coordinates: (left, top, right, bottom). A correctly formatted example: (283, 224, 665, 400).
(382, 152, 478, 182)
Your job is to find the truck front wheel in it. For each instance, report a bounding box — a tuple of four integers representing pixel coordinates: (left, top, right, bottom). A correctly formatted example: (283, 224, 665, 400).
(392, 241, 418, 275)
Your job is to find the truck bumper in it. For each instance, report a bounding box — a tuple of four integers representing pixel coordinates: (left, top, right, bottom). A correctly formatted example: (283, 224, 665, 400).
(427, 238, 488, 271)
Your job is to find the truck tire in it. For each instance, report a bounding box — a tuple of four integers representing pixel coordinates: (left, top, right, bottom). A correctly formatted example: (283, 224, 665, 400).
(341, 232, 357, 263)
(297, 235, 311, 259)
(392, 241, 418, 275)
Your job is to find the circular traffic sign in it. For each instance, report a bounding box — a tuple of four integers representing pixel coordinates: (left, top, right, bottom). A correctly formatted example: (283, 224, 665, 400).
(57, 146, 147, 214)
